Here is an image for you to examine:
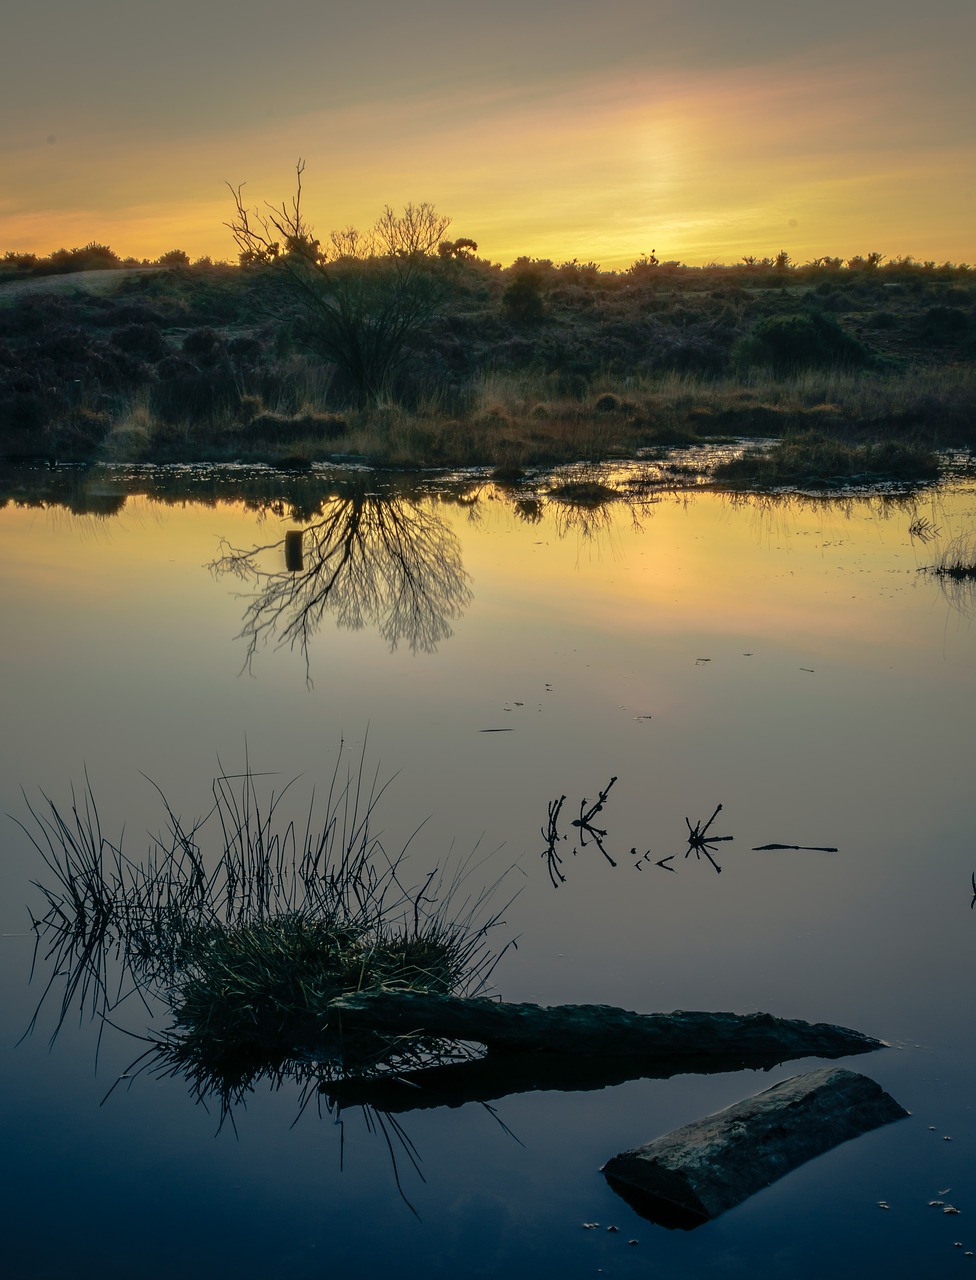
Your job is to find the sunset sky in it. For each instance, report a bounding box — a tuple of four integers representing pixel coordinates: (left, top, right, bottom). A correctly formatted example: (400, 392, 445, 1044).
(3, 0, 974, 269)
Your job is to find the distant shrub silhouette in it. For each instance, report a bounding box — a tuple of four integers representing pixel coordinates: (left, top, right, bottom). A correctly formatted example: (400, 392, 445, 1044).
(155, 249, 191, 268)
(1, 251, 38, 272)
(738, 311, 873, 372)
(438, 238, 479, 260)
(47, 243, 121, 274)
(502, 268, 546, 325)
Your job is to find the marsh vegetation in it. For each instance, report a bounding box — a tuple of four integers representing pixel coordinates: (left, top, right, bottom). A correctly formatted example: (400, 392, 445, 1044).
(24, 748, 514, 1109)
(2, 223, 974, 478)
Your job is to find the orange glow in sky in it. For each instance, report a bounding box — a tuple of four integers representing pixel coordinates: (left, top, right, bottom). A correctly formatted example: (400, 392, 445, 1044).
(1, 2, 973, 268)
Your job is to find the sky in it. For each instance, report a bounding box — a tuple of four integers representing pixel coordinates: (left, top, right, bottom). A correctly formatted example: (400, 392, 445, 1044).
(2, 0, 974, 268)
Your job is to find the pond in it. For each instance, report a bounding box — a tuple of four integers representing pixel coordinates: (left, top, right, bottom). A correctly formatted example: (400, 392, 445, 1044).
(1, 461, 974, 1279)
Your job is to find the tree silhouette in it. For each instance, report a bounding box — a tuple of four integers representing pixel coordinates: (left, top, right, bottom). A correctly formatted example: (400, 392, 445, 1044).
(226, 162, 451, 405)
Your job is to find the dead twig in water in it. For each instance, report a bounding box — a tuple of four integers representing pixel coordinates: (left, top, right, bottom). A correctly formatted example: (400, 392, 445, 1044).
(631, 848, 676, 873)
(541, 795, 567, 888)
(571, 777, 618, 868)
(630, 803, 731, 875)
(684, 804, 733, 873)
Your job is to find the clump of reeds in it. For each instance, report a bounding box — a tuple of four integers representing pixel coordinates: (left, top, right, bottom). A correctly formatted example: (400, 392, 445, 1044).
(22, 744, 514, 1094)
(548, 478, 619, 506)
(713, 432, 941, 488)
(929, 530, 976, 579)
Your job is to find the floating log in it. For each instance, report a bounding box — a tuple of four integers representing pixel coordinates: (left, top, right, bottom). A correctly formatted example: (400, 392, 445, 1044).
(602, 1066, 908, 1230)
(326, 992, 884, 1060)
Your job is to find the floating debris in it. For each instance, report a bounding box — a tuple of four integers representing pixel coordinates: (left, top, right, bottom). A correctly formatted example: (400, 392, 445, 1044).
(753, 843, 838, 853)
(683, 804, 733, 873)
(541, 794, 569, 887)
(571, 777, 618, 868)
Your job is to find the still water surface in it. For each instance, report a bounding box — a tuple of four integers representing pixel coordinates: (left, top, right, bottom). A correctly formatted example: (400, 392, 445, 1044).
(1, 464, 974, 1278)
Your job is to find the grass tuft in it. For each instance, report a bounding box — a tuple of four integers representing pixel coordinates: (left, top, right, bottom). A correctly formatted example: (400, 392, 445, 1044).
(25, 746, 515, 1102)
(929, 531, 976, 579)
(713, 432, 941, 487)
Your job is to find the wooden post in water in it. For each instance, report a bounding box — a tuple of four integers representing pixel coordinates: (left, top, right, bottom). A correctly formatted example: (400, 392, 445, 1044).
(284, 529, 304, 572)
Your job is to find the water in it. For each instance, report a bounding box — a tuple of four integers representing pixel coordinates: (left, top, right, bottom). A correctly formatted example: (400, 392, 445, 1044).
(1, 463, 974, 1277)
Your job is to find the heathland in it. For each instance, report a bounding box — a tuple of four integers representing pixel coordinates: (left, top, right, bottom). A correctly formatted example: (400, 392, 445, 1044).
(1, 236, 974, 483)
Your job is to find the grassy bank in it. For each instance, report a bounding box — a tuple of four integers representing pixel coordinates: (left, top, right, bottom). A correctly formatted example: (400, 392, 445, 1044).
(1, 261, 974, 474)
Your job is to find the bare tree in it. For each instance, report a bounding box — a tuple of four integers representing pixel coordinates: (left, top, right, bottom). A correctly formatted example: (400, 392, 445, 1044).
(226, 162, 452, 405)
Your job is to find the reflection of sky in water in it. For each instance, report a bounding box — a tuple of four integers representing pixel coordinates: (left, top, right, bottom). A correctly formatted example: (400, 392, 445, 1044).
(1, 475, 975, 1278)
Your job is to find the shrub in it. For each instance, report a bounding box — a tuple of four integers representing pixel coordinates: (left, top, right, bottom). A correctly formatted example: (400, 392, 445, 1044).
(737, 311, 873, 372)
(45, 409, 112, 459)
(249, 411, 348, 441)
(920, 306, 969, 339)
(155, 249, 191, 268)
(0, 389, 47, 450)
(502, 269, 546, 325)
(182, 327, 222, 358)
(594, 392, 623, 413)
(111, 324, 170, 361)
(227, 335, 263, 362)
(150, 363, 240, 424)
(47, 242, 121, 274)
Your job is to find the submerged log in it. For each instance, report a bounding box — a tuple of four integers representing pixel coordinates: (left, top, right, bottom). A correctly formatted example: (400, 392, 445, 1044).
(602, 1066, 908, 1230)
(326, 992, 883, 1060)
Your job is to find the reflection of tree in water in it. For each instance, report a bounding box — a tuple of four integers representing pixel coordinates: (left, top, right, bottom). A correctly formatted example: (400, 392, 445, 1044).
(211, 485, 473, 675)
